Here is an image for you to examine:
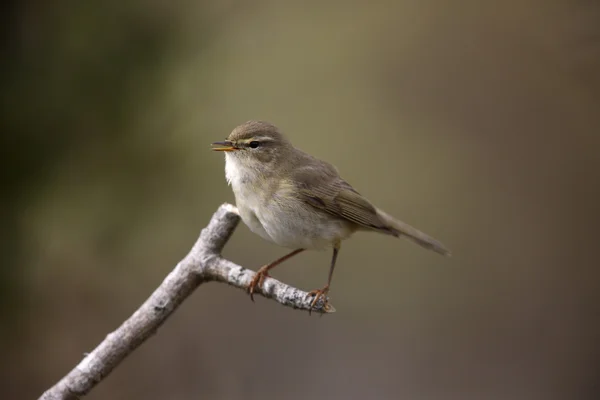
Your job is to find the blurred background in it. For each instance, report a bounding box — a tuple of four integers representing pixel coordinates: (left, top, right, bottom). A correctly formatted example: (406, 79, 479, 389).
(2, 0, 599, 399)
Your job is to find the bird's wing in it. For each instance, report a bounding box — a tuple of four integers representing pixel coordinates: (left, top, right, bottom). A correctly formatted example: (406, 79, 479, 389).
(291, 159, 392, 233)
(289, 154, 451, 255)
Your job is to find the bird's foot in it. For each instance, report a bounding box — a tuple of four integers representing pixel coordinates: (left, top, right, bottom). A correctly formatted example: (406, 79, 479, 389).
(247, 266, 270, 302)
(306, 285, 330, 315)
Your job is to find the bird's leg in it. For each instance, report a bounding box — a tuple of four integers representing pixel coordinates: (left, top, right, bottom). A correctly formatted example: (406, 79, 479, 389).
(248, 248, 305, 301)
(307, 241, 340, 314)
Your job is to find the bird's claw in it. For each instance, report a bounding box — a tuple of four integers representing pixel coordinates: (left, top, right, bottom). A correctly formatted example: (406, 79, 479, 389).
(247, 267, 270, 302)
(306, 285, 330, 315)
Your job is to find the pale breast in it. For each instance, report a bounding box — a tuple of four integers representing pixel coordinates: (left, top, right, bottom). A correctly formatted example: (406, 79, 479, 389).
(225, 155, 356, 249)
(226, 157, 272, 242)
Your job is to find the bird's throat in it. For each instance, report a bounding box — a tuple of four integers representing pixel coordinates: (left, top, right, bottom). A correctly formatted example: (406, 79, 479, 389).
(224, 154, 268, 187)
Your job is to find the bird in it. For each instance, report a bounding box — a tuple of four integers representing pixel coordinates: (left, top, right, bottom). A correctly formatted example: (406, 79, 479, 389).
(212, 120, 450, 312)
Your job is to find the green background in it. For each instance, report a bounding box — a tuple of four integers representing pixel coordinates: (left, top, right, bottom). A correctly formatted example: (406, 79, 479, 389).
(2, 1, 599, 399)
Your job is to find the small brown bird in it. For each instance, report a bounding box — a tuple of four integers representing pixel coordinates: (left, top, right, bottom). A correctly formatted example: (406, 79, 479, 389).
(213, 121, 450, 312)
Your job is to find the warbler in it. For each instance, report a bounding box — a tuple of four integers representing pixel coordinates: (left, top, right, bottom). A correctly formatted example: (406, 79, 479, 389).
(212, 121, 450, 311)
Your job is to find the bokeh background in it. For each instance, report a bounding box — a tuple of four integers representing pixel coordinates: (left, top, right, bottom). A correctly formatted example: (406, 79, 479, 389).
(2, 1, 599, 399)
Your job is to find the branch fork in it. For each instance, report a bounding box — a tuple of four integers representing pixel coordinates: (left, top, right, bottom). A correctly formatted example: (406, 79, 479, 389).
(40, 203, 334, 400)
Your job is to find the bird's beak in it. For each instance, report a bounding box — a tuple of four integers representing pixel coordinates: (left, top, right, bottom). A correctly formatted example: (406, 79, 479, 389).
(211, 141, 238, 152)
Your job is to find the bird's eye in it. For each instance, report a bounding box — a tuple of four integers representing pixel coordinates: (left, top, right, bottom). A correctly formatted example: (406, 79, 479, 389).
(249, 141, 260, 149)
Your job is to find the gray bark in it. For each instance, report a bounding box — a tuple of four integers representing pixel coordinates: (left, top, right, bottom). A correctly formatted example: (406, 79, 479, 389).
(39, 203, 334, 400)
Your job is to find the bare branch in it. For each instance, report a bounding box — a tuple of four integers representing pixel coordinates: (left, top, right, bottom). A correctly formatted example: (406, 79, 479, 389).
(39, 203, 334, 400)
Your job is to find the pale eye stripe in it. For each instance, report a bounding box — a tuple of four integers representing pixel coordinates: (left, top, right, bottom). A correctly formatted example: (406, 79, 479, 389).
(240, 136, 275, 144)
(252, 136, 275, 142)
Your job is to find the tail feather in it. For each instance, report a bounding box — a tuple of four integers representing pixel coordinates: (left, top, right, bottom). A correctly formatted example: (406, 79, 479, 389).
(376, 209, 451, 256)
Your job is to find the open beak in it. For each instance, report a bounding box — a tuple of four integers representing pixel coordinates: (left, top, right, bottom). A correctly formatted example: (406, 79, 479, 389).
(211, 141, 238, 152)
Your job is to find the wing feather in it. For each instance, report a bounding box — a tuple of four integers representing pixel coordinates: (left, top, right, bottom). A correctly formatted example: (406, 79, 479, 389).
(291, 158, 389, 231)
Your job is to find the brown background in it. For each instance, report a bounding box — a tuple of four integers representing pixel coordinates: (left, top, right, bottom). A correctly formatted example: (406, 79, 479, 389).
(1, 1, 599, 399)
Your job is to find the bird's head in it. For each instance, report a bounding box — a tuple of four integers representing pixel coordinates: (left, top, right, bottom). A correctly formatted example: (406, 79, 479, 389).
(212, 120, 294, 172)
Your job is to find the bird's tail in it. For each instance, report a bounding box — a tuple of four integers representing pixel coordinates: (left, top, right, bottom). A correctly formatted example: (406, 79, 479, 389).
(376, 208, 451, 256)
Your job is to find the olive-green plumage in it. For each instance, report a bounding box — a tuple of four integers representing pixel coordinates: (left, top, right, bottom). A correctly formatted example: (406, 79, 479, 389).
(212, 120, 450, 310)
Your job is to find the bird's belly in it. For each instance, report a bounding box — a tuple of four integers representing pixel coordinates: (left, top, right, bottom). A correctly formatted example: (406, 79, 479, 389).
(235, 188, 354, 250)
(260, 206, 355, 249)
(237, 203, 272, 243)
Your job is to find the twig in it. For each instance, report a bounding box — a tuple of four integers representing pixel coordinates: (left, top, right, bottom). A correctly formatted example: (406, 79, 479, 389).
(39, 203, 334, 400)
